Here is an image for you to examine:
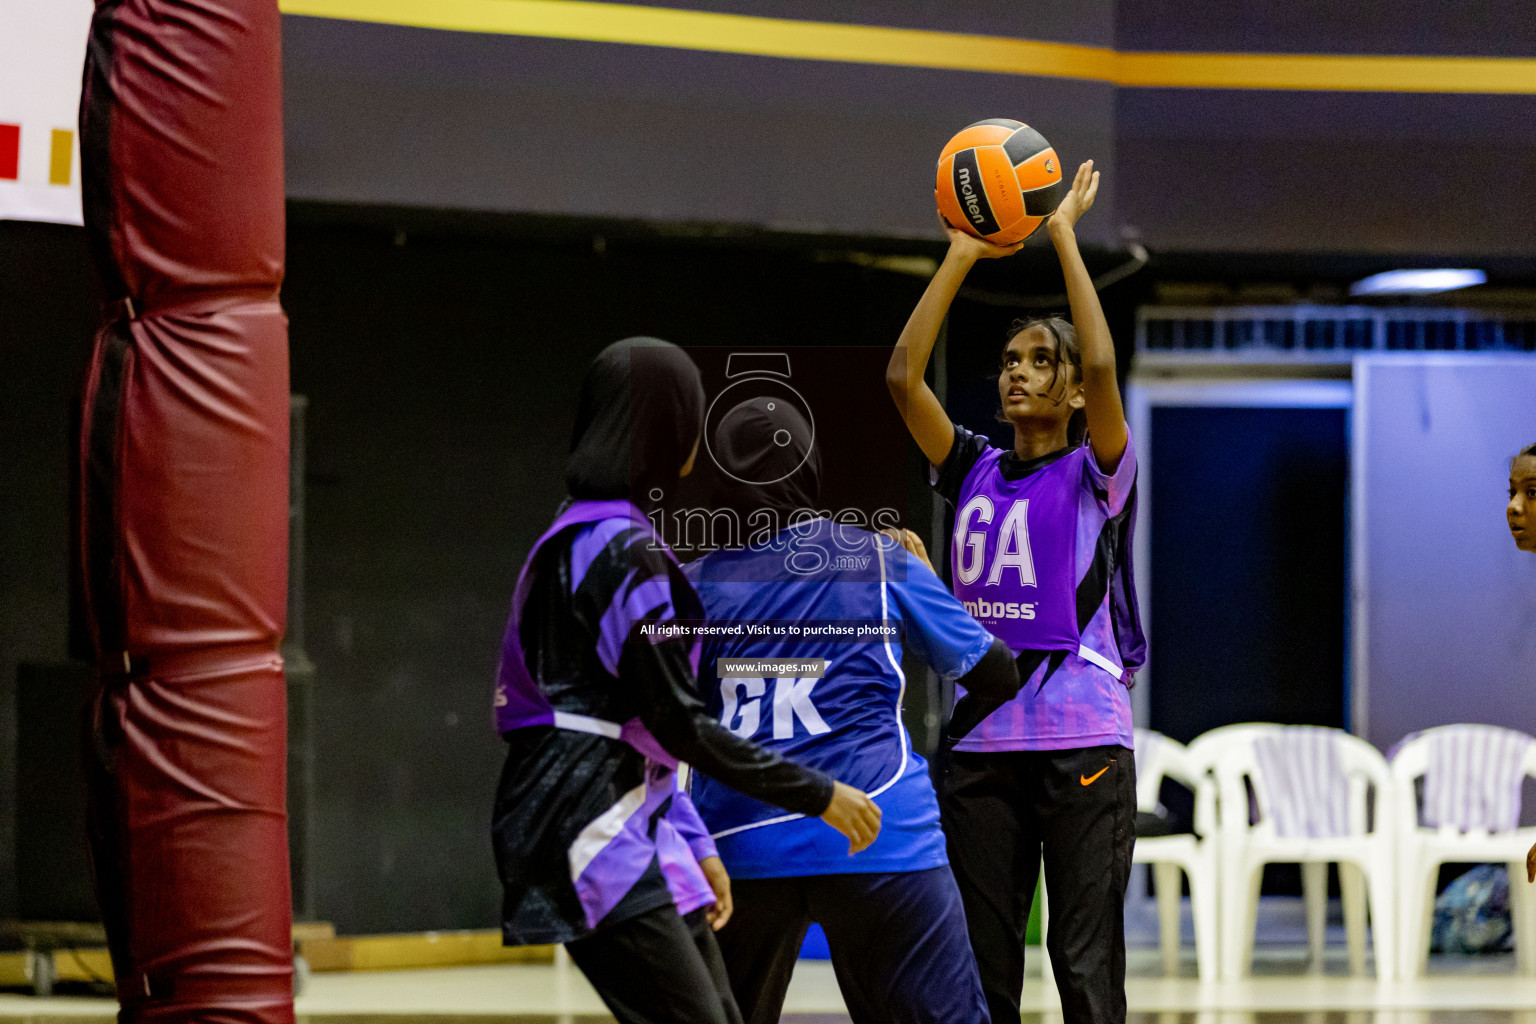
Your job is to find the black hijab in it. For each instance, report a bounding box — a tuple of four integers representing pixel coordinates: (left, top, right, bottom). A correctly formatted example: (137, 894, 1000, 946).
(709, 395, 821, 525)
(565, 337, 704, 510)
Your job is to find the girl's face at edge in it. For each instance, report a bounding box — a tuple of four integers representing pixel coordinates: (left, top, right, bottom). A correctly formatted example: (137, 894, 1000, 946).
(1509, 454, 1536, 553)
(998, 325, 1085, 429)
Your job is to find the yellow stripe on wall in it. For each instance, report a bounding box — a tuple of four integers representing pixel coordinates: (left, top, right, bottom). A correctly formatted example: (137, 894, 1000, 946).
(279, 0, 1112, 79)
(1116, 50, 1536, 94)
(49, 128, 73, 186)
(277, 0, 1536, 95)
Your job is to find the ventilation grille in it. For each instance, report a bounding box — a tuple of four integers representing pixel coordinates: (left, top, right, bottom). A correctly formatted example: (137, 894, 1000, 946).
(1138, 306, 1536, 361)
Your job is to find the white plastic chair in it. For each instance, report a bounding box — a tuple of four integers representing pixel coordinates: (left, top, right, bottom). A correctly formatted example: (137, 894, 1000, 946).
(1391, 724, 1536, 978)
(1213, 725, 1396, 980)
(1131, 728, 1219, 980)
(1186, 722, 1349, 971)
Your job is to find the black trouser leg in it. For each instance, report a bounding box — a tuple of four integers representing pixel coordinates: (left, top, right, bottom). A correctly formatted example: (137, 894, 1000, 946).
(942, 746, 1136, 1024)
(1037, 746, 1135, 1024)
(940, 751, 1040, 1024)
(566, 905, 743, 1024)
(715, 877, 811, 1024)
(691, 909, 748, 1024)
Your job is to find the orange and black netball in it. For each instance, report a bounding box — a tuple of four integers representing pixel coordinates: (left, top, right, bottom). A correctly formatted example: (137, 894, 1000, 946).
(936, 118, 1065, 246)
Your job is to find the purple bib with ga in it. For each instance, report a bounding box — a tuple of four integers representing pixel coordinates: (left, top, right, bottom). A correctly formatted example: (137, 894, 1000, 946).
(950, 446, 1086, 655)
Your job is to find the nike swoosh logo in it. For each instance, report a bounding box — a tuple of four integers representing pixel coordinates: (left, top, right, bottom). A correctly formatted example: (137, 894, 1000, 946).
(1080, 767, 1109, 786)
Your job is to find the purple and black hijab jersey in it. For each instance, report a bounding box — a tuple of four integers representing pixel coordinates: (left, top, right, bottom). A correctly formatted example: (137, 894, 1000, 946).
(491, 502, 834, 944)
(491, 339, 833, 945)
(492, 501, 713, 945)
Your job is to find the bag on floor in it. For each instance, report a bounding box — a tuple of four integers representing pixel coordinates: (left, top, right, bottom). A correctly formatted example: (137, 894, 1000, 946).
(1430, 864, 1512, 954)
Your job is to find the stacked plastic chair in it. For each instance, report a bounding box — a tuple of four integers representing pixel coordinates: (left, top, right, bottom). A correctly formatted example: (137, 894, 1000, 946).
(1391, 724, 1536, 978)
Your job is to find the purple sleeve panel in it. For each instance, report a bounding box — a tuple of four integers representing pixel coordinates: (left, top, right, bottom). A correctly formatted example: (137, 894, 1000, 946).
(595, 574, 674, 677)
(569, 784, 665, 929)
(656, 817, 715, 917)
(1084, 424, 1137, 516)
(569, 518, 636, 593)
(568, 766, 715, 927)
(668, 785, 720, 864)
(497, 500, 678, 735)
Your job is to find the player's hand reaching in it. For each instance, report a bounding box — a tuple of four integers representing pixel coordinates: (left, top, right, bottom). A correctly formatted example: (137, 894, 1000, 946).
(943, 221, 1023, 263)
(820, 781, 882, 854)
(698, 855, 734, 930)
(1049, 159, 1099, 231)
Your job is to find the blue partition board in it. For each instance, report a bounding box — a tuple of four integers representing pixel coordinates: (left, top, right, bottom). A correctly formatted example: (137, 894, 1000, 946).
(1354, 355, 1536, 753)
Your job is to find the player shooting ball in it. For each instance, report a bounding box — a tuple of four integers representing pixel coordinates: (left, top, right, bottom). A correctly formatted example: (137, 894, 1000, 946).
(886, 159, 1145, 1024)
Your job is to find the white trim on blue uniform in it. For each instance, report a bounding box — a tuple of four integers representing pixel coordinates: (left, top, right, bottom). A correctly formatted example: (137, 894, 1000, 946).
(707, 537, 913, 840)
(866, 538, 909, 800)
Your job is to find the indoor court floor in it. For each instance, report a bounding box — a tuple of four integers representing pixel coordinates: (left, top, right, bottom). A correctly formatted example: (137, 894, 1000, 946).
(4, 949, 1536, 1023)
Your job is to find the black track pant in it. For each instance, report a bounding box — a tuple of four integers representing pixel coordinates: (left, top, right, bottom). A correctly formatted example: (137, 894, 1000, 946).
(566, 905, 744, 1024)
(939, 746, 1135, 1024)
(715, 867, 988, 1024)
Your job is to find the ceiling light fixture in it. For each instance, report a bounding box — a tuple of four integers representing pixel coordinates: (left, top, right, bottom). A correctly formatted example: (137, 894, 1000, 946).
(1349, 269, 1486, 297)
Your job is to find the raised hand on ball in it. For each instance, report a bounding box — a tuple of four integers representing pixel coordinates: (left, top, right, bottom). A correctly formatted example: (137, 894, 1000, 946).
(943, 220, 1024, 263)
(1050, 159, 1099, 231)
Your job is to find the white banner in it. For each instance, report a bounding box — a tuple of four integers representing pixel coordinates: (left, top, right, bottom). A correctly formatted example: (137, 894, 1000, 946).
(0, 0, 93, 224)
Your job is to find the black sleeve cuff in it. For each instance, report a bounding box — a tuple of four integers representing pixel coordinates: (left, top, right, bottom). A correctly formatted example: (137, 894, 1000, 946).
(956, 638, 1021, 702)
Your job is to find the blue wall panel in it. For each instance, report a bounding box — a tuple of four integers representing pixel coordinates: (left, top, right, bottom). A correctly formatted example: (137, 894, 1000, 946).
(1355, 355, 1536, 750)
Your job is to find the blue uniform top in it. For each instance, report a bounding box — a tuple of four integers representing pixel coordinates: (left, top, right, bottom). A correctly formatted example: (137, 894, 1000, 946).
(683, 518, 995, 878)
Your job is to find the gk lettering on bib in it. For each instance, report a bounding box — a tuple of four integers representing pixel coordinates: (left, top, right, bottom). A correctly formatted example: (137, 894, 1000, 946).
(721, 677, 831, 741)
(951, 446, 1083, 653)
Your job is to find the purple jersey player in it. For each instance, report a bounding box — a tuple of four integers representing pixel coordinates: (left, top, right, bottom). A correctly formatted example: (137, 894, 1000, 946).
(492, 338, 880, 1024)
(886, 160, 1145, 1024)
(1509, 442, 1536, 884)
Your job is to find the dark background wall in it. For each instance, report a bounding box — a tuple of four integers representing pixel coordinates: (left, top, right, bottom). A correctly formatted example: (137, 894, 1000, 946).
(251, 220, 961, 933)
(1113, 89, 1536, 258)
(0, 212, 1143, 931)
(1148, 406, 1350, 743)
(281, 2, 1536, 257)
(4, 0, 1534, 932)
(1114, 0, 1536, 56)
(281, 15, 1121, 245)
(0, 223, 97, 920)
(1111, 0, 1536, 257)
